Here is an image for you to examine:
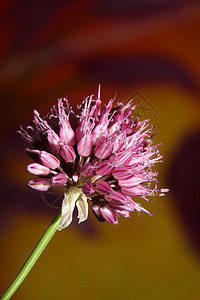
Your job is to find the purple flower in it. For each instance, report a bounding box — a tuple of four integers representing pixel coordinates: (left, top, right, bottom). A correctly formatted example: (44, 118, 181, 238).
(19, 87, 168, 230)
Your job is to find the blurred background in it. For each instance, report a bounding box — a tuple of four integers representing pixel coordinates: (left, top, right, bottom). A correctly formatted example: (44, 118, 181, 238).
(0, 1, 200, 299)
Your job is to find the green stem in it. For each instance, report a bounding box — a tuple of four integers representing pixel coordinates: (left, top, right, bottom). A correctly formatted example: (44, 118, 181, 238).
(1, 209, 62, 300)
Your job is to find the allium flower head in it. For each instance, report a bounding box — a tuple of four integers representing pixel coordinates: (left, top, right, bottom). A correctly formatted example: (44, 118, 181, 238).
(19, 87, 168, 230)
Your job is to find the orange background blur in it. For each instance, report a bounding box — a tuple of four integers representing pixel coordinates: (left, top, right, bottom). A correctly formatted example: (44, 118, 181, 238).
(0, 1, 200, 299)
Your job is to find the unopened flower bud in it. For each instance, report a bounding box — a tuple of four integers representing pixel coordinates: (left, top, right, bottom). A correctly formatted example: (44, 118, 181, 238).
(59, 143, 76, 162)
(82, 183, 95, 194)
(100, 205, 118, 224)
(112, 137, 124, 153)
(91, 124, 107, 145)
(112, 166, 133, 180)
(118, 175, 144, 188)
(27, 163, 50, 176)
(80, 161, 96, 177)
(95, 182, 112, 194)
(91, 203, 105, 222)
(26, 149, 41, 163)
(109, 151, 132, 167)
(94, 141, 113, 159)
(51, 173, 67, 186)
(77, 134, 92, 157)
(46, 130, 60, 153)
(96, 160, 114, 176)
(28, 178, 51, 191)
(40, 151, 60, 169)
(59, 120, 76, 146)
(121, 185, 147, 196)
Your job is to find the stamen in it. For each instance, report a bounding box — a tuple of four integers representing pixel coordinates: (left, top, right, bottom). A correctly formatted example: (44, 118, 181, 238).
(76, 155, 84, 175)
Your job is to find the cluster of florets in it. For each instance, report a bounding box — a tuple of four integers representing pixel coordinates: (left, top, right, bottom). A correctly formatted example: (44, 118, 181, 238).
(19, 89, 168, 228)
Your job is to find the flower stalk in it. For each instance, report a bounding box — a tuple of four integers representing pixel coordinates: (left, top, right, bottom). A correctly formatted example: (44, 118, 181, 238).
(0, 209, 61, 300)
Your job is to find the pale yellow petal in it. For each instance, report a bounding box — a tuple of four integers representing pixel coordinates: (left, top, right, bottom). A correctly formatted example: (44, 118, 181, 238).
(57, 187, 82, 231)
(76, 193, 88, 224)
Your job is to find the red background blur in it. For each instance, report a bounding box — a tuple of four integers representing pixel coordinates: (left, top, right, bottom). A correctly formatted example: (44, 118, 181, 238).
(0, 1, 200, 299)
